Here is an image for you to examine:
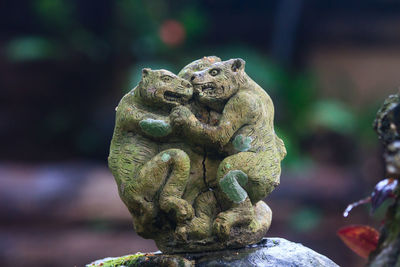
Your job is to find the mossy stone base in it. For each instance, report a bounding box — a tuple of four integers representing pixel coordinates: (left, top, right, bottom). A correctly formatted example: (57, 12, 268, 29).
(86, 253, 193, 267)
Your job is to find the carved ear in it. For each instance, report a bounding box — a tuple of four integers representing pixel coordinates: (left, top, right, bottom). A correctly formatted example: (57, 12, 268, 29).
(204, 56, 221, 64)
(142, 68, 151, 77)
(231, 58, 245, 72)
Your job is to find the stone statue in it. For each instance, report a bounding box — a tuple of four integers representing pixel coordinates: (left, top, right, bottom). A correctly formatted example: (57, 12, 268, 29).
(108, 56, 286, 253)
(108, 68, 196, 238)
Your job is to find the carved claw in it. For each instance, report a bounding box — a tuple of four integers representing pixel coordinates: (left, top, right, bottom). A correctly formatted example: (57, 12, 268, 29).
(174, 225, 188, 242)
(170, 106, 193, 127)
(213, 217, 231, 240)
(213, 205, 254, 240)
(175, 199, 195, 223)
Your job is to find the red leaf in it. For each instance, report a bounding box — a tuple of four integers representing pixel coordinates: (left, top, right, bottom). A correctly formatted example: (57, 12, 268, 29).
(337, 225, 379, 258)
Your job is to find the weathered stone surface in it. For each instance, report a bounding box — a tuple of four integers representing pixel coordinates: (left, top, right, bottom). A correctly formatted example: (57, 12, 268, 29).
(87, 238, 338, 267)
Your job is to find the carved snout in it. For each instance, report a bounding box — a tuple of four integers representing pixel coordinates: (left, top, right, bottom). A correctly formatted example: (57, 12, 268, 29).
(176, 81, 193, 99)
(190, 72, 203, 84)
(182, 79, 192, 88)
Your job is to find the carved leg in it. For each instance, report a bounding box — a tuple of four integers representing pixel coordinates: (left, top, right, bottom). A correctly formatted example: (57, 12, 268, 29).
(251, 200, 273, 235)
(213, 198, 255, 239)
(110, 132, 158, 190)
(121, 148, 192, 236)
(175, 191, 218, 241)
(213, 200, 272, 243)
(156, 149, 194, 223)
(217, 151, 281, 205)
(127, 194, 157, 238)
(242, 150, 281, 204)
(212, 151, 279, 239)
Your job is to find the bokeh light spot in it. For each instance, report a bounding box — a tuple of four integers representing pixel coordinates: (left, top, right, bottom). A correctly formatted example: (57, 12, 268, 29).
(159, 20, 185, 46)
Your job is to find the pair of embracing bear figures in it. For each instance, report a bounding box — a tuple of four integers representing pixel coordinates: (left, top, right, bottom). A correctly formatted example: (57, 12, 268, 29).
(108, 56, 286, 253)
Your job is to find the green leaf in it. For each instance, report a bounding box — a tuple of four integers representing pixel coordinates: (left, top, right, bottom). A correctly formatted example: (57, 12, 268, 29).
(290, 207, 321, 232)
(5, 37, 58, 62)
(310, 100, 356, 134)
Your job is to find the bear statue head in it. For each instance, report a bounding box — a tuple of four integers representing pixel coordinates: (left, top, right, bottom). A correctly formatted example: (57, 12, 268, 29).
(138, 68, 193, 109)
(190, 58, 246, 111)
(178, 56, 222, 81)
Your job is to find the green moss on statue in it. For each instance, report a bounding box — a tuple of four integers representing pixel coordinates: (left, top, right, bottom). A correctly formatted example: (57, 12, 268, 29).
(139, 118, 172, 137)
(86, 253, 193, 267)
(86, 253, 144, 267)
(233, 134, 253, 152)
(219, 170, 248, 203)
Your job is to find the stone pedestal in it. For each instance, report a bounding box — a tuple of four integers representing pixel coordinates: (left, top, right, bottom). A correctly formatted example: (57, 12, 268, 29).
(86, 238, 338, 267)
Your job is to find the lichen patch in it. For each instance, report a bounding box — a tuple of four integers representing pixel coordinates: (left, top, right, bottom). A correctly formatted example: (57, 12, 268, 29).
(219, 170, 248, 203)
(139, 118, 172, 137)
(233, 134, 252, 152)
(161, 153, 171, 162)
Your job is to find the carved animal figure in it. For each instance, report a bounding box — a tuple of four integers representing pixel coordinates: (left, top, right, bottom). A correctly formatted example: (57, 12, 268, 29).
(178, 56, 222, 127)
(171, 58, 286, 239)
(166, 56, 223, 243)
(108, 68, 195, 238)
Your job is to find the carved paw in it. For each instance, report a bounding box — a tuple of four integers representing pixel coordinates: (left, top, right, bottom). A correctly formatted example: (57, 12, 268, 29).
(170, 106, 193, 127)
(138, 201, 151, 214)
(174, 199, 194, 223)
(174, 225, 188, 242)
(213, 216, 231, 240)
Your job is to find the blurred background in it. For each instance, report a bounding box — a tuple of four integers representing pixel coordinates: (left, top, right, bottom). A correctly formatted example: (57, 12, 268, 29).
(1, 0, 399, 266)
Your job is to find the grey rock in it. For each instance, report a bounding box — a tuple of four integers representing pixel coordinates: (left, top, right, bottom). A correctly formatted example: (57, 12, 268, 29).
(87, 238, 339, 267)
(185, 238, 338, 267)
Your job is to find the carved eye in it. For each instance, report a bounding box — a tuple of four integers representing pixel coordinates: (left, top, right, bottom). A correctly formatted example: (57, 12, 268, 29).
(161, 76, 172, 82)
(209, 69, 220, 76)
